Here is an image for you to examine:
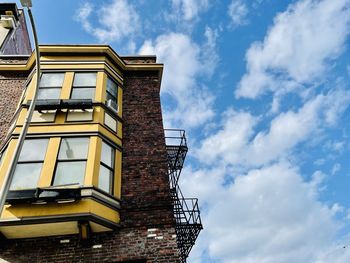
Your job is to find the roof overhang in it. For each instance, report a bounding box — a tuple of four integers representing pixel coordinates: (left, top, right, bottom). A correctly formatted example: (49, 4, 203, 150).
(0, 45, 163, 82)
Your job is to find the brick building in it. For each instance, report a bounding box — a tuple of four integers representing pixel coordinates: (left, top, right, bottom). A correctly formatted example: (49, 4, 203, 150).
(0, 3, 202, 263)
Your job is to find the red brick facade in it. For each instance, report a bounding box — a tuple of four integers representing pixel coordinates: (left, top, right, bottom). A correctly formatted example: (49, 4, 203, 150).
(0, 69, 28, 149)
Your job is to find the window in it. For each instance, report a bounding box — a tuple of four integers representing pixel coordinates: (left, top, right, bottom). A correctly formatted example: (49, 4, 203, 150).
(71, 73, 96, 100)
(10, 139, 49, 190)
(37, 73, 64, 100)
(105, 77, 118, 111)
(99, 141, 115, 194)
(53, 137, 89, 186)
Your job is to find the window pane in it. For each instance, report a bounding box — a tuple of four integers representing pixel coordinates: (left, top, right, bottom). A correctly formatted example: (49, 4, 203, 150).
(37, 88, 61, 100)
(99, 165, 112, 193)
(73, 73, 96, 87)
(71, 88, 95, 99)
(106, 92, 115, 102)
(101, 141, 114, 168)
(58, 138, 89, 160)
(40, 73, 64, 87)
(54, 162, 86, 186)
(10, 163, 42, 190)
(19, 139, 49, 162)
(106, 78, 118, 98)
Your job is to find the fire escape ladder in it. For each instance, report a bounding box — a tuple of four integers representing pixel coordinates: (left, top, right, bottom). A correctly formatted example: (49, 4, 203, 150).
(165, 129, 203, 263)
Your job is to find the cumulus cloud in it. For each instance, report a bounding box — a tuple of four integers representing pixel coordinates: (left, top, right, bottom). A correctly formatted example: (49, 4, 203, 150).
(236, 0, 350, 99)
(182, 162, 340, 263)
(171, 0, 209, 21)
(228, 0, 249, 27)
(75, 0, 140, 43)
(139, 32, 218, 128)
(196, 88, 350, 167)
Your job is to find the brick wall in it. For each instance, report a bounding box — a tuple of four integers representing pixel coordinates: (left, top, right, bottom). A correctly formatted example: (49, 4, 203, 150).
(0, 68, 180, 262)
(0, 226, 178, 263)
(0, 71, 27, 148)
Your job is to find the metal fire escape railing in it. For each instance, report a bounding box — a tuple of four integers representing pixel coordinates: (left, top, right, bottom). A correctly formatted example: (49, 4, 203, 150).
(164, 129, 203, 262)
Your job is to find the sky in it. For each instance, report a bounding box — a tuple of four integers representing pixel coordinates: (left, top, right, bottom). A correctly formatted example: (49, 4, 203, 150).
(7, 0, 350, 262)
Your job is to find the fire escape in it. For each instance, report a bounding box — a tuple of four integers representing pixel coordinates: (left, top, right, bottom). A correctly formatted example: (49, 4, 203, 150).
(165, 129, 203, 262)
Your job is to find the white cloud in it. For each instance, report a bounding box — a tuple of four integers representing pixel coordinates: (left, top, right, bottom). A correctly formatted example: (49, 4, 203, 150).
(236, 0, 350, 99)
(331, 163, 341, 175)
(196, 89, 350, 167)
(228, 0, 249, 27)
(171, 0, 209, 21)
(139, 32, 217, 128)
(182, 162, 340, 263)
(75, 0, 140, 43)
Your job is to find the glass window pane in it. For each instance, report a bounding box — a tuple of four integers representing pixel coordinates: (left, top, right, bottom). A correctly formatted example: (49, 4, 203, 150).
(73, 73, 97, 87)
(37, 88, 61, 100)
(40, 73, 64, 87)
(106, 78, 118, 98)
(10, 163, 42, 190)
(71, 88, 95, 99)
(101, 141, 114, 168)
(19, 139, 49, 162)
(54, 162, 86, 186)
(99, 165, 112, 193)
(106, 92, 115, 102)
(58, 138, 89, 160)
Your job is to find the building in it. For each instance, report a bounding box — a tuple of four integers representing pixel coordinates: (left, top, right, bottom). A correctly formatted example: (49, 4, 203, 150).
(0, 3, 202, 263)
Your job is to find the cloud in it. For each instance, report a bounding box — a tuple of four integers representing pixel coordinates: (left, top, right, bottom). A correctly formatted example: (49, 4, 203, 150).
(182, 162, 340, 263)
(228, 0, 249, 27)
(236, 0, 350, 99)
(171, 0, 209, 21)
(75, 0, 140, 43)
(196, 88, 350, 167)
(139, 32, 218, 128)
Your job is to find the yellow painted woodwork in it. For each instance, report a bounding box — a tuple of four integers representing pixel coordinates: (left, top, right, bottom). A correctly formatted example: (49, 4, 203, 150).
(23, 73, 36, 102)
(41, 64, 105, 70)
(41, 55, 107, 62)
(0, 139, 18, 185)
(1, 199, 120, 223)
(118, 86, 123, 118)
(96, 71, 106, 102)
(117, 120, 122, 138)
(13, 124, 121, 146)
(1, 221, 80, 239)
(15, 107, 27, 126)
(60, 72, 74, 99)
(0, 221, 112, 239)
(114, 150, 122, 199)
(85, 136, 101, 187)
(38, 137, 60, 187)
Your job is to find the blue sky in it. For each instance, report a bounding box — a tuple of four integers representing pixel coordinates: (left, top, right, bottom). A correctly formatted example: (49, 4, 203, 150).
(8, 0, 350, 262)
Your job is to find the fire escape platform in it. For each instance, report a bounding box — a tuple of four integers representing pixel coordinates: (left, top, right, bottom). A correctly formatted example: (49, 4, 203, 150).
(165, 129, 203, 263)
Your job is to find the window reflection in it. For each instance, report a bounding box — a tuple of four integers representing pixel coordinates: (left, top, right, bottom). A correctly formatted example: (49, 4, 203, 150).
(10, 138, 49, 190)
(54, 137, 90, 187)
